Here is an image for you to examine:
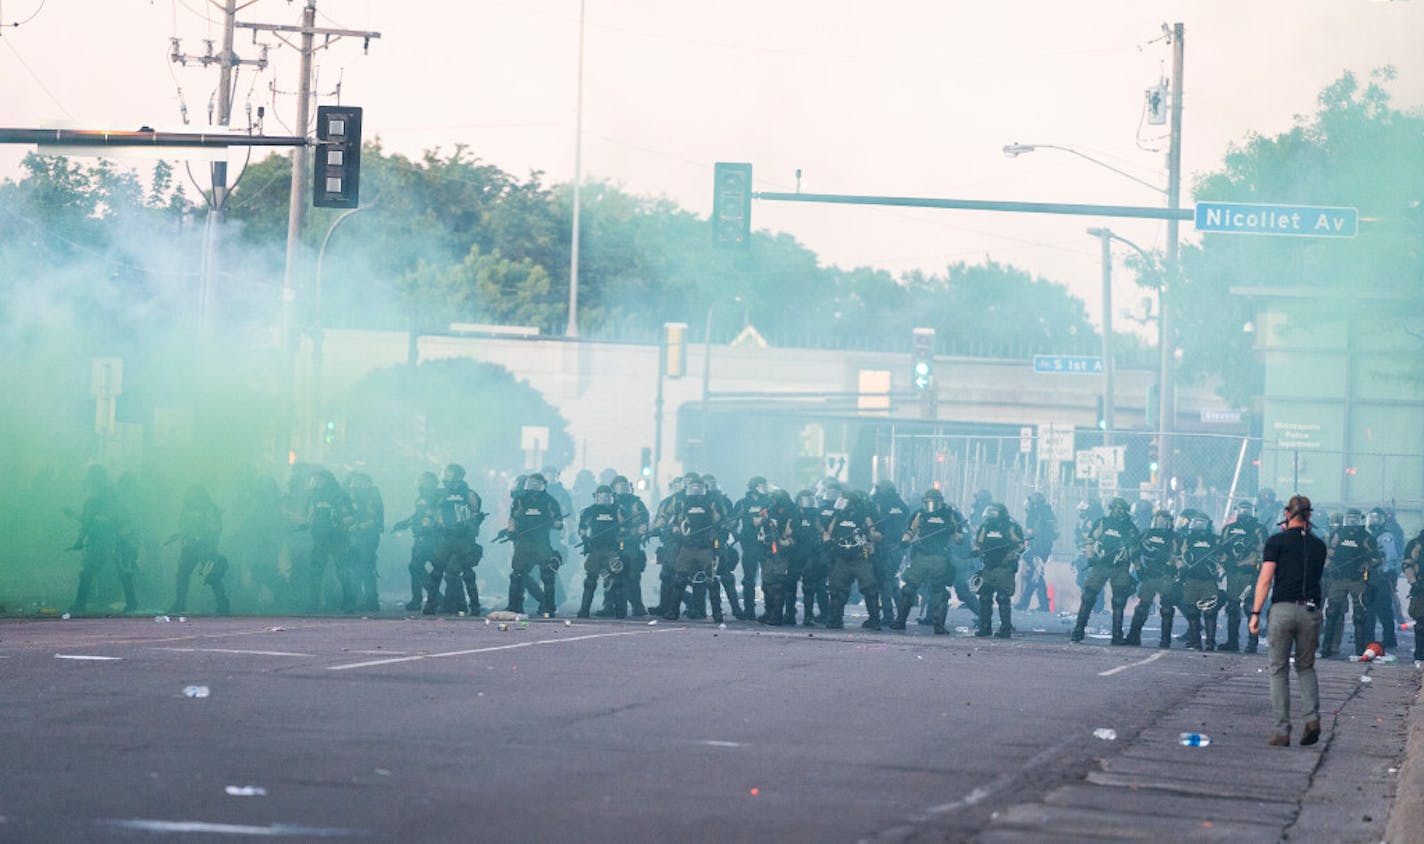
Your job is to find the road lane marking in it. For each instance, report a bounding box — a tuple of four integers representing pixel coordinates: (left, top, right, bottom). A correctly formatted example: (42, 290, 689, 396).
(54, 654, 122, 661)
(698, 740, 746, 748)
(152, 647, 312, 657)
(326, 628, 673, 671)
(106, 819, 355, 837)
(1098, 650, 1167, 676)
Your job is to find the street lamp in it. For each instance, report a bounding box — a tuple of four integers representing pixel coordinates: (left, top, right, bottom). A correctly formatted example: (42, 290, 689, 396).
(1086, 227, 1153, 448)
(1001, 142, 1166, 196)
(311, 205, 371, 454)
(699, 295, 743, 467)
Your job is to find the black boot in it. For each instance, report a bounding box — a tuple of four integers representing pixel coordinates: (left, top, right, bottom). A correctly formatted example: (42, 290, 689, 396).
(932, 602, 950, 635)
(861, 593, 882, 631)
(802, 584, 818, 626)
(1184, 615, 1202, 650)
(1110, 604, 1126, 645)
(1204, 613, 1218, 651)
(1070, 592, 1094, 642)
(1159, 608, 1175, 648)
(763, 585, 784, 625)
(538, 570, 557, 618)
(1125, 604, 1147, 646)
(660, 579, 681, 621)
(995, 598, 1013, 638)
(708, 580, 725, 624)
(212, 581, 230, 616)
(976, 597, 993, 637)
(743, 581, 756, 622)
(1219, 605, 1241, 651)
(577, 579, 596, 618)
(890, 589, 914, 631)
(824, 597, 846, 629)
(506, 573, 525, 614)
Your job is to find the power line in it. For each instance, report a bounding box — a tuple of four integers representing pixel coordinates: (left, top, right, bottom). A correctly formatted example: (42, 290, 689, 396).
(1, 0, 47, 29)
(1, 36, 73, 118)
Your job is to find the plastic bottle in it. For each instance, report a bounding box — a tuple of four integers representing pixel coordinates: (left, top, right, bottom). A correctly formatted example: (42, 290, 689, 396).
(1179, 732, 1211, 747)
(183, 685, 210, 699)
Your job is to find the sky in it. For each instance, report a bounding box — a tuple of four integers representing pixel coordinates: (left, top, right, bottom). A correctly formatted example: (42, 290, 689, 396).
(3, 0, 1423, 332)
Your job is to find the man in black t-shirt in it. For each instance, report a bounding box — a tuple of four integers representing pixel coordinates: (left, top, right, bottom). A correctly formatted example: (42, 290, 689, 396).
(1249, 495, 1327, 748)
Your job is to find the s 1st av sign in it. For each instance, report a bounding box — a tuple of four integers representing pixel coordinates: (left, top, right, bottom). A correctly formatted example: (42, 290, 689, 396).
(1195, 201, 1358, 238)
(1033, 355, 1104, 375)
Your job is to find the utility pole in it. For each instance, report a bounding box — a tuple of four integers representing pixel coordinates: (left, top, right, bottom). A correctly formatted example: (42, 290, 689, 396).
(1159, 21, 1185, 504)
(282, 0, 316, 355)
(566, 0, 586, 337)
(1089, 228, 1116, 445)
(170, 0, 268, 336)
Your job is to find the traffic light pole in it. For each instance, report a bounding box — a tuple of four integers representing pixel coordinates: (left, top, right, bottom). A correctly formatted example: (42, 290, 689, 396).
(752, 192, 1193, 222)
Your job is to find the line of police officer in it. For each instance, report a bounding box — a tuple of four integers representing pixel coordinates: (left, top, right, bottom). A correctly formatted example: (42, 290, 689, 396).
(1070, 497, 1424, 660)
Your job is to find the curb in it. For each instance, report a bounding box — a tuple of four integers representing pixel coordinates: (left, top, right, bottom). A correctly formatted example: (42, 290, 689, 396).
(1385, 672, 1424, 844)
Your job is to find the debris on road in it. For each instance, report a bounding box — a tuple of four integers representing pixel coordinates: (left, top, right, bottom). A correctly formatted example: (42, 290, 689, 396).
(1179, 732, 1211, 747)
(1092, 728, 1117, 741)
(183, 685, 210, 699)
(224, 785, 266, 797)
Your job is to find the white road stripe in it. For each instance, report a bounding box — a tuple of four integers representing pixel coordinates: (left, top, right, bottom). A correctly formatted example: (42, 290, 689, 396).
(326, 628, 671, 671)
(698, 740, 746, 748)
(1097, 650, 1168, 676)
(153, 647, 311, 657)
(106, 819, 355, 837)
(54, 654, 122, 661)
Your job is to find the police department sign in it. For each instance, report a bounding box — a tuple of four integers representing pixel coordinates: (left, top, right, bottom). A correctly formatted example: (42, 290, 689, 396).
(1195, 201, 1358, 238)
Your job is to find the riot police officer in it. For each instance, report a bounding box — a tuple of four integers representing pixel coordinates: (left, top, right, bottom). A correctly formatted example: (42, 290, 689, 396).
(974, 502, 1024, 638)
(346, 472, 385, 613)
(1321, 509, 1378, 658)
(1364, 507, 1401, 652)
(67, 466, 137, 615)
(1071, 498, 1140, 645)
(169, 484, 229, 615)
(432, 464, 485, 615)
(1016, 491, 1058, 612)
(731, 476, 772, 620)
(870, 480, 912, 627)
(1403, 528, 1424, 665)
(576, 485, 624, 618)
(823, 489, 881, 630)
(891, 488, 963, 634)
(661, 473, 726, 622)
(647, 475, 685, 617)
(305, 469, 356, 614)
(392, 472, 441, 612)
(783, 489, 825, 626)
(1176, 511, 1221, 651)
(757, 489, 796, 625)
(1125, 509, 1177, 647)
(808, 479, 843, 623)
(612, 475, 650, 617)
(1219, 500, 1268, 652)
(502, 473, 563, 617)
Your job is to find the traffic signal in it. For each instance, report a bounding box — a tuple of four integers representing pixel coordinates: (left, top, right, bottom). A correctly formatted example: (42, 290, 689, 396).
(663, 322, 687, 378)
(911, 328, 935, 394)
(640, 447, 653, 478)
(324, 420, 337, 445)
(1096, 395, 1107, 430)
(1148, 437, 1160, 474)
(712, 162, 752, 247)
(314, 105, 363, 209)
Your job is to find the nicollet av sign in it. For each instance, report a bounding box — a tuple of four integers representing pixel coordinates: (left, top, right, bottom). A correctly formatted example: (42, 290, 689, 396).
(1194, 201, 1358, 238)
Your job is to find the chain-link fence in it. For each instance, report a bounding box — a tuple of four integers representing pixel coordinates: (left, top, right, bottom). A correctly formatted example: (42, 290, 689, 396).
(881, 428, 1423, 554)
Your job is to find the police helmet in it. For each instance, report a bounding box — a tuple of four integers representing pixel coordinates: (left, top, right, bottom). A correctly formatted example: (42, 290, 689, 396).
(923, 488, 945, 511)
(1188, 513, 1210, 532)
(1234, 500, 1255, 519)
(795, 489, 817, 509)
(418, 471, 439, 491)
(684, 474, 707, 497)
(1365, 508, 1386, 529)
(1108, 497, 1131, 518)
(348, 471, 373, 490)
(1027, 491, 1046, 507)
(818, 478, 842, 501)
(611, 475, 632, 497)
(982, 502, 1005, 521)
(1151, 509, 1173, 530)
(748, 475, 768, 493)
(593, 485, 615, 506)
(443, 464, 466, 485)
(524, 473, 547, 493)
(1076, 499, 1091, 513)
(1343, 508, 1363, 527)
(874, 480, 897, 496)
(668, 475, 685, 493)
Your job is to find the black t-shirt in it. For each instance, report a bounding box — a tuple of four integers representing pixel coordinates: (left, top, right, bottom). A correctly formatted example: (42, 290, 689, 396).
(1263, 526, 1327, 604)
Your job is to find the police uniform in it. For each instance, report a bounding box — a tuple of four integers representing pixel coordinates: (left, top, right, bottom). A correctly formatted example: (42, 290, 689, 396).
(783, 497, 825, 626)
(892, 496, 962, 634)
(506, 487, 562, 617)
(732, 482, 772, 620)
(1218, 511, 1268, 652)
(1176, 525, 1221, 651)
(305, 472, 356, 614)
(346, 475, 385, 613)
(1125, 519, 1178, 647)
(662, 487, 724, 622)
(1321, 520, 1377, 658)
(576, 496, 623, 618)
(1071, 504, 1140, 644)
(870, 484, 912, 627)
(974, 509, 1024, 638)
(1016, 495, 1058, 612)
(68, 468, 137, 615)
(169, 487, 230, 615)
(757, 493, 796, 625)
(1403, 531, 1424, 662)
(433, 477, 484, 615)
(396, 475, 441, 612)
(614, 481, 651, 616)
(824, 495, 881, 630)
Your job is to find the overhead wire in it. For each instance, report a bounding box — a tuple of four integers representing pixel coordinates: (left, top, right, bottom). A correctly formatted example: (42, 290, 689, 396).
(1, 0, 46, 29)
(1, 36, 73, 118)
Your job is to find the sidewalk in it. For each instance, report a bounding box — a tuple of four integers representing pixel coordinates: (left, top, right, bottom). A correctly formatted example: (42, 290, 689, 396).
(975, 652, 1420, 842)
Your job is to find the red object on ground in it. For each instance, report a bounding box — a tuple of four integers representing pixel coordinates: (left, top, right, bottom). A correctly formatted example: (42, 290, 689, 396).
(1361, 642, 1385, 661)
(1047, 584, 1056, 614)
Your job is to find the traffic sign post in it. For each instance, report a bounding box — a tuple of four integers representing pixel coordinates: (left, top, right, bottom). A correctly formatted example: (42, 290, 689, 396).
(1194, 201, 1358, 238)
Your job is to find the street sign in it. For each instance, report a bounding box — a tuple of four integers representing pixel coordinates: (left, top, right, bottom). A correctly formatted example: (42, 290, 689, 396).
(1200, 408, 1244, 424)
(1032, 355, 1104, 375)
(1194, 201, 1358, 238)
(1040, 423, 1075, 464)
(1019, 426, 1034, 455)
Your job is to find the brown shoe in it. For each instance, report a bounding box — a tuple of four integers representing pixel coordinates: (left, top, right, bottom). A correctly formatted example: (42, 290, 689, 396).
(1300, 721, 1321, 746)
(1268, 733, 1291, 747)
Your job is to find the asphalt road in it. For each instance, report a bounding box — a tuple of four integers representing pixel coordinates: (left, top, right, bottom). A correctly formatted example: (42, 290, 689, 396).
(0, 607, 1417, 843)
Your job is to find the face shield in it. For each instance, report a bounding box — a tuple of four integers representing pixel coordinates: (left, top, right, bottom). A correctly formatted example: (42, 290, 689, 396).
(1189, 516, 1209, 532)
(612, 479, 632, 497)
(524, 476, 547, 493)
(1343, 511, 1363, 528)
(796, 493, 816, 509)
(686, 482, 707, 498)
(1151, 512, 1172, 530)
(1364, 511, 1384, 530)
(594, 490, 614, 506)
